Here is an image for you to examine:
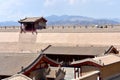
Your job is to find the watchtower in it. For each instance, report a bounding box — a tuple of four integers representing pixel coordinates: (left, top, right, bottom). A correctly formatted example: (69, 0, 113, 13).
(18, 17, 47, 33)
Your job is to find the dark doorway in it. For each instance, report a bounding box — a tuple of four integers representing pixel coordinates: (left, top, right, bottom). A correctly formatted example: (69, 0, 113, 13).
(25, 23, 35, 31)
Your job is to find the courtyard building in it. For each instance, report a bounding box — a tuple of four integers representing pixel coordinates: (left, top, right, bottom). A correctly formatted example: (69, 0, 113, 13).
(71, 54, 120, 80)
(42, 45, 118, 66)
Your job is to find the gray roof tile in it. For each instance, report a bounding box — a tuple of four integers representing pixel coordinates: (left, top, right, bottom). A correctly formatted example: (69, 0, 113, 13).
(19, 17, 47, 23)
(43, 46, 111, 56)
(0, 53, 39, 76)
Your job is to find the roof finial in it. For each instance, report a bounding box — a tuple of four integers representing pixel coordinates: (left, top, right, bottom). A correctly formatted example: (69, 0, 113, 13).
(21, 66, 24, 71)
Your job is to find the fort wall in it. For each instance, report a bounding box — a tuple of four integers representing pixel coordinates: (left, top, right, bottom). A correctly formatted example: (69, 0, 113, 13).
(0, 32, 120, 52)
(0, 32, 19, 42)
(36, 33, 120, 46)
(0, 32, 120, 46)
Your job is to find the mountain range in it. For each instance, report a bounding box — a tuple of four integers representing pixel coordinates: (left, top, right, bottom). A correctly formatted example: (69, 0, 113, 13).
(46, 15, 120, 26)
(0, 15, 120, 26)
(0, 21, 20, 26)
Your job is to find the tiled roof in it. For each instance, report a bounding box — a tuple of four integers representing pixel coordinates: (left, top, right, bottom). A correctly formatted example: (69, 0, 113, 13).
(0, 53, 39, 76)
(71, 54, 120, 67)
(19, 17, 47, 23)
(71, 58, 103, 66)
(21, 54, 60, 74)
(0, 53, 59, 76)
(93, 54, 120, 65)
(43, 45, 113, 56)
(2, 74, 32, 80)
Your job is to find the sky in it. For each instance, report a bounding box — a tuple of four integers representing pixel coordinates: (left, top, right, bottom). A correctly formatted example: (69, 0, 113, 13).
(0, 0, 120, 21)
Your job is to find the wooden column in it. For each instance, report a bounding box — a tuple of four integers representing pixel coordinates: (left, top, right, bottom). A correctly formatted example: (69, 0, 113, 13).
(74, 67, 80, 79)
(20, 23, 22, 33)
(74, 67, 76, 79)
(78, 68, 79, 78)
(98, 73, 101, 80)
(80, 66, 82, 76)
(32, 23, 34, 33)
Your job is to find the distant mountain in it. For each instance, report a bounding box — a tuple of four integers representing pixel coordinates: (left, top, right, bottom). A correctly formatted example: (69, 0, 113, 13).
(0, 15, 119, 26)
(0, 21, 19, 26)
(46, 15, 120, 26)
(111, 18, 120, 23)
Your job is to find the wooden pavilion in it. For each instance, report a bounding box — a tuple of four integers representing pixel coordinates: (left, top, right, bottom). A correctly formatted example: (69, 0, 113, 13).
(18, 17, 47, 33)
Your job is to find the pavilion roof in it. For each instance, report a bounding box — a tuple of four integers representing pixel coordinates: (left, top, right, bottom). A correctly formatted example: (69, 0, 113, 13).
(19, 17, 47, 23)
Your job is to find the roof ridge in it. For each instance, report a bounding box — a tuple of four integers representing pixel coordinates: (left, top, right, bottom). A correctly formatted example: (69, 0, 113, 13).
(25, 16, 42, 18)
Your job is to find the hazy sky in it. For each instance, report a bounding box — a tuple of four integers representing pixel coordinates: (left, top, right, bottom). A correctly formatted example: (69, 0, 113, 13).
(0, 0, 120, 21)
